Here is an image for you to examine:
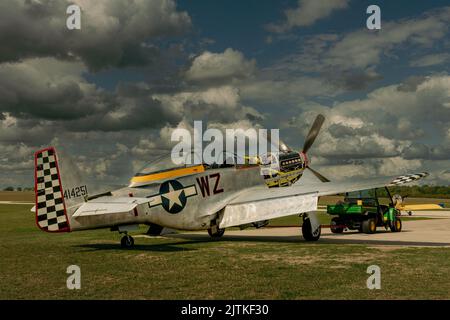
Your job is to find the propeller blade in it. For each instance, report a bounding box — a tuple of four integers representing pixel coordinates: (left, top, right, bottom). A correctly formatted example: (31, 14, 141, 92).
(302, 114, 325, 153)
(307, 166, 330, 183)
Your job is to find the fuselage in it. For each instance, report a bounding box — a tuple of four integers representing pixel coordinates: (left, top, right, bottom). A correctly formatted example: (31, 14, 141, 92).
(69, 152, 308, 232)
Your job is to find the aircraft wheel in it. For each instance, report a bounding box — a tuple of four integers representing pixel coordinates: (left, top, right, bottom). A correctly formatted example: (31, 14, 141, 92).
(121, 235, 134, 248)
(362, 218, 376, 234)
(207, 227, 225, 238)
(390, 218, 402, 232)
(302, 218, 321, 241)
(330, 217, 344, 234)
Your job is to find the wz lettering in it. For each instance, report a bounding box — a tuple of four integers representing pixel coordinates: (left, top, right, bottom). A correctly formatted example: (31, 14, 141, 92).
(196, 173, 224, 197)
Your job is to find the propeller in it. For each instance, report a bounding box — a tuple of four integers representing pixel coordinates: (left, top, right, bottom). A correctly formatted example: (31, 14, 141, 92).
(302, 114, 325, 154)
(301, 114, 329, 182)
(264, 114, 330, 183)
(306, 166, 330, 183)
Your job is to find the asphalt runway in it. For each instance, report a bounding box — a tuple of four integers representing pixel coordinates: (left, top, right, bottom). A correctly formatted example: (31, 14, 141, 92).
(168, 210, 450, 247)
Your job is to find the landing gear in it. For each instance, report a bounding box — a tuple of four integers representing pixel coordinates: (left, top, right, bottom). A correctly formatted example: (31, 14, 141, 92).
(207, 226, 225, 238)
(120, 234, 135, 248)
(146, 223, 164, 236)
(302, 217, 321, 241)
(208, 218, 225, 239)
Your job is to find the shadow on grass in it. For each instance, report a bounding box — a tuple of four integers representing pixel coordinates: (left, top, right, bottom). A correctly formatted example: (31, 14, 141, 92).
(74, 239, 209, 252)
(165, 232, 450, 247)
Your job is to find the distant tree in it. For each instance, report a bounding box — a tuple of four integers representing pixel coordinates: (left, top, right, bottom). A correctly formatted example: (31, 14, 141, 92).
(3, 186, 14, 191)
(16, 187, 22, 191)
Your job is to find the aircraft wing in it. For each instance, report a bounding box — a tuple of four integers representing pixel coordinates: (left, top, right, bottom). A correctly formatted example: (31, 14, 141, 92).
(397, 203, 445, 211)
(219, 172, 428, 228)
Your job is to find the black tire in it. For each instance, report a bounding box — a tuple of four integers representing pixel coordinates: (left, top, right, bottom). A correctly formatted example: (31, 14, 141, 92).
(330, 217, 344, 234)
(390, 218, 402, 232)
(362, 218, 377, 234)
(207, 227, 225, 238)
(146, 223, 164, 236)
(302, 218, 321, 241)
(120, 235, 134, 248)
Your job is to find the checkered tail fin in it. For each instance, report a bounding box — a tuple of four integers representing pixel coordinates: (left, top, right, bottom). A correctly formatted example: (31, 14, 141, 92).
(34, 147, 87, 233)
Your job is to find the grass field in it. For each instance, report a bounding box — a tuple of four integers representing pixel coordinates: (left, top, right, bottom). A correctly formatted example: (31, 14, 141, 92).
(0, 191, 34, 202)
(0, 203, 449, 300)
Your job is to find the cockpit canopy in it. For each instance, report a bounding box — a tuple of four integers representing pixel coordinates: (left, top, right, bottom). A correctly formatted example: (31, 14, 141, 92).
(134, 151, 250, 177)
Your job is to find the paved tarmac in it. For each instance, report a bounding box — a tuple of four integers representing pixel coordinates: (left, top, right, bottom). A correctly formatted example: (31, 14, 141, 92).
(169, 210, 450, 247)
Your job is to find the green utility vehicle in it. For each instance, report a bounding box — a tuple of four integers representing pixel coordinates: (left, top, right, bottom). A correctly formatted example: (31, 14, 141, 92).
(327, 187, 402, 234)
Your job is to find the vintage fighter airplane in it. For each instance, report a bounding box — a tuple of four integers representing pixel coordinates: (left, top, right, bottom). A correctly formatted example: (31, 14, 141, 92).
(32, 114, 429, 247)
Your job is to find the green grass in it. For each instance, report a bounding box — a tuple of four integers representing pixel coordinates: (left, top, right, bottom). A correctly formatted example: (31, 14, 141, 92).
(0, 204, 449, 300)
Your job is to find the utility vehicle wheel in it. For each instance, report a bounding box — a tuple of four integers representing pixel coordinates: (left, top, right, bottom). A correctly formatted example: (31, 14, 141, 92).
(121, 235, 134, 248)
(330, 217, 344, 234)
(302, 218, 321, 241)
(207, 227, 225, 238)
(362, 218, 377, 234)
(390, 218, 402, 232)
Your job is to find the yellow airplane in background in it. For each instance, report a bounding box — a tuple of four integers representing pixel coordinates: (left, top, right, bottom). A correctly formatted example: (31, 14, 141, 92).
(392, 194, 445, 215)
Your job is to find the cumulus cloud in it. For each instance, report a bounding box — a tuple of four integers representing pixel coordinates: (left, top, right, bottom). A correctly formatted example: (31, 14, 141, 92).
(0, 58, 185, 132)
(272, 7, 450, 80)
(0, 0, 191, 71)
(240, 76, 340, 105)
(155, 86, 262, 124)
(185, 48, 256, 83)
(0, 58, 114, 120)
(410, 53, 450, 67)
(284, 74, 450, 182)
(266, 0, 349, 33)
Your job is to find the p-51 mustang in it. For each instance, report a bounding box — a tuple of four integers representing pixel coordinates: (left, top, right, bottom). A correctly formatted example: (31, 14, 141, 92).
(32, 115, 428, 247)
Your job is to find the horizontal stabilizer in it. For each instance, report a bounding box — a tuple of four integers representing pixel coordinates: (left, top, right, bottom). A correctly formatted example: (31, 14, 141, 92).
(73, 197, 148, 217)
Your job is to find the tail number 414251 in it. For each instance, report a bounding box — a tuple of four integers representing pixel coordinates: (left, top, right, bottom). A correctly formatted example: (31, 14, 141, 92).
(64, 185, 88, 200)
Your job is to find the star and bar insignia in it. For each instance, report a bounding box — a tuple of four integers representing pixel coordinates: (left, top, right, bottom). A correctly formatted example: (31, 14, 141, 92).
(147, 180, 197, 214)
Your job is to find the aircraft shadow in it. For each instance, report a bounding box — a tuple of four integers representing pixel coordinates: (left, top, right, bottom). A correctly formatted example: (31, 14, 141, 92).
(75, 239, 208, 252)
(166, 232, 450, 247)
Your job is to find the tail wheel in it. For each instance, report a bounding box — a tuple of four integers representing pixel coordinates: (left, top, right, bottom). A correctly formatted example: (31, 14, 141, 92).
(207, 226, 225, 238)
(362, 218, 377, 234)
(120, 235, 134, 248)
(330, 217, 344, 234)
(302, 218, 321, 241)
(390, 218, 402, 232)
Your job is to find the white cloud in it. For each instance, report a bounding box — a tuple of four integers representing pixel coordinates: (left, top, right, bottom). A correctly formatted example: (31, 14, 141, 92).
(267, 0, 349, 33)
(185, 48, 256, 82)
(410, 53, 450, 67)
(0, 0, 192, 70)
(273, 7, 450, 73)
(285, 74, 450, 182)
